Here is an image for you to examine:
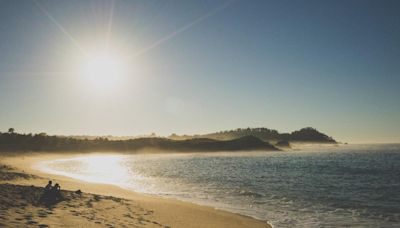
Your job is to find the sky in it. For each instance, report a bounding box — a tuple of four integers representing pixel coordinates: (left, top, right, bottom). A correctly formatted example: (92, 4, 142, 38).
(0, 0, 399, 143)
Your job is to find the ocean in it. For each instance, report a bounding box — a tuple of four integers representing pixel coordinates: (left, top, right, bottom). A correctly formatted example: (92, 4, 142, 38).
(38, 144, 400, 227)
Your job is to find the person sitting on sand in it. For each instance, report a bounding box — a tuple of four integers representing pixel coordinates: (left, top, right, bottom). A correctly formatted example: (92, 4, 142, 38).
(40, 180, 53, 204)
(40, 181, 63, 205)
(51, 183, 62, 202)
(44, 180, 52, 192)
(54, 183, 60, 191)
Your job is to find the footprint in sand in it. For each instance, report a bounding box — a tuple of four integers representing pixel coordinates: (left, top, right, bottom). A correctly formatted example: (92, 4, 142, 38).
(38, 210, 49, 218)
(93, 195, 101, 202)
(123, 213, 134, 218)
(86, 202, 93, 208)
(26, 220, 38, 225)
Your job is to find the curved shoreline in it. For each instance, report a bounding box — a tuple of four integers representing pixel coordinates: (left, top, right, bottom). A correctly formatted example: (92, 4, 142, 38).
(2, 152, 272, 228)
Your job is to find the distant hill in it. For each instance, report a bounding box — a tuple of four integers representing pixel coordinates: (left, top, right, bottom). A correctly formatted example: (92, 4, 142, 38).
(0, 127, 334, 153)
(128, 136, 279, 152)
(0, 132, 279, 153)
(168, 127, 336, 143)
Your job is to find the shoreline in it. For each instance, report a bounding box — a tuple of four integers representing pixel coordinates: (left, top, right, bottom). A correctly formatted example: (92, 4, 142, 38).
(1, 152, 272, 228)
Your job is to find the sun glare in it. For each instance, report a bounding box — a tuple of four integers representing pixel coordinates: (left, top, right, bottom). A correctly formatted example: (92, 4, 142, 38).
(80, 49, 127, 90)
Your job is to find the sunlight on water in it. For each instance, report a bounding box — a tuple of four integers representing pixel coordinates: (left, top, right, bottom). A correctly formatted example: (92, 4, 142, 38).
(36, 155, 132, 187)
(36, 145, 400, 228)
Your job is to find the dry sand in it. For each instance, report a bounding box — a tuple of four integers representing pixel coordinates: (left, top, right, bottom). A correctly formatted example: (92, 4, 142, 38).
(0, 153, 271, 228)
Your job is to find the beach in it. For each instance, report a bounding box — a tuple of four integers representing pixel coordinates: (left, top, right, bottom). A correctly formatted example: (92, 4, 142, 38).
(0, 153, 271, 228)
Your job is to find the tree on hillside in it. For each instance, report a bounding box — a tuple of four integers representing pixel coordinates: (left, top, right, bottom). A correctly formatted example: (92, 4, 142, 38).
(8, 128, 15, 134)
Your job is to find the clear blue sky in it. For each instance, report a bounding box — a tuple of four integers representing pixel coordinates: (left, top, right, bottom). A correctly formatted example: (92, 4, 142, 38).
(0, 0, 399, 143)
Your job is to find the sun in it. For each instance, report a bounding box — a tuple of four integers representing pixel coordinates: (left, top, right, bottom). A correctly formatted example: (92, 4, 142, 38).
(80, 49, 127, 90)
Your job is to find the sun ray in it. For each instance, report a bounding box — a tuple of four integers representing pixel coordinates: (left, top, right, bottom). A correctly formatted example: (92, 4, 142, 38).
(128, 0, 236, 58)
(33, 0, 87, 56)
(106, 0, 116, 50)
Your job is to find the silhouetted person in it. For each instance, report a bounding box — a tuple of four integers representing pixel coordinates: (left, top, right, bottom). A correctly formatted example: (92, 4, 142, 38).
(40, 181, 63, 206)
(54, 183, 60, 191)
(40, 180, 53, 203)
(51, 183, 62, 202)
(44, 180, 52, 193)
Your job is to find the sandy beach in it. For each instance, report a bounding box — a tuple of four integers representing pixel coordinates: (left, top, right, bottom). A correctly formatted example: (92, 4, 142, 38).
(0, 153, 271, 228)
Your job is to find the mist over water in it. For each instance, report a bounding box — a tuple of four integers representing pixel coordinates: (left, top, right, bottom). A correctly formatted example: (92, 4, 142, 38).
(39, 144, 400, 227)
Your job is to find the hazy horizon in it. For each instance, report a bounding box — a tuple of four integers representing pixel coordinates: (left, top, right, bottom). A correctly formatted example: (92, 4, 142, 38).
(2, 127, 399, 145)
(1, 0, 399, 144)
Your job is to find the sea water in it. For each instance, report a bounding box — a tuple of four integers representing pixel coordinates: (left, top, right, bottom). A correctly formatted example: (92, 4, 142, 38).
(39, 144, 400, 227)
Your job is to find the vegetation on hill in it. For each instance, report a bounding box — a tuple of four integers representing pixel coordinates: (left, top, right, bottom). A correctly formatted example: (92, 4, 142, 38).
(168, 127, 336, 143)
(0, 129, 279, 153)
